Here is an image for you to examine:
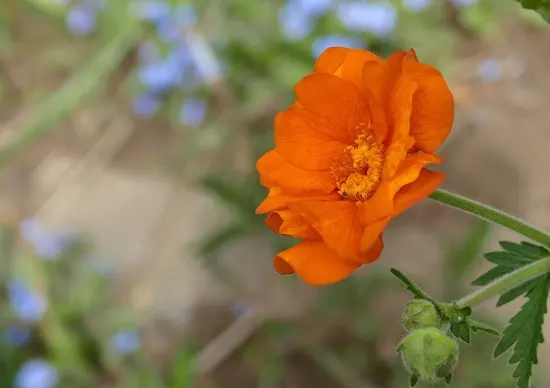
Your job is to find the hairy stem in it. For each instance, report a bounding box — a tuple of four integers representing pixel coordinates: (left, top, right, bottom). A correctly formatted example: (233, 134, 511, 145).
(429, 189, 550, 248)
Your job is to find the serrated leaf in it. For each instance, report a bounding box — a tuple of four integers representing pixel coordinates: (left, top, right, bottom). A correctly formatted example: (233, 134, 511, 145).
(390, 269, 432, 300)
(467, 318, 499, 336)
(473, 241, 550, 286)
(450, 321, 470, 343)
(496, 278, 538, 307)
(493, 275, 550, 388)
(444, 373, 452, 384)
(410, 374, 418, 387)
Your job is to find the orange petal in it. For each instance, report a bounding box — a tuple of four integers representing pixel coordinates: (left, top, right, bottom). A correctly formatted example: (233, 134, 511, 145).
(255, 188, 339, 214)
(360, 217, 391, 253)
(361, 236, 385, 264)
(266, 210, 319, 239)
(293, 73, 372, 143)
(275, 108, 345, 171)
(393, 169, 445, 216)
(257, 150, 336, 195)
(274, 241, 360, 285)
(314, 47, 383, 94)
(359, 153, 441, 224)
(383, 76, 418, 177)
(403, 61, 454, 153)
(288, 200, 363, 260)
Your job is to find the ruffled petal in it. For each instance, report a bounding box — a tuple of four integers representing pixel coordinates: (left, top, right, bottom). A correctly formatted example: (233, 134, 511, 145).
(274, 241, 359, 285)
(288, 200, 363, 260)
(255, 188, 339, 214)
(314, 47, 383, 94)
(257, 150, 336, 195)
(265, 210, 319, 239)
(383, 76, 418, 177)
(275, 108, 346, 171)
(403, 59, 454, 153)
(293, 73, 372, 143)
(393, 169, 445, 216)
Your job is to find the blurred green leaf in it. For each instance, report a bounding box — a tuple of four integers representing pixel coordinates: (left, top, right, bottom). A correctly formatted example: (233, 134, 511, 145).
(168, 343, 199, 388)
(442, 220, 492, 297)
(0, 23, 143, 166)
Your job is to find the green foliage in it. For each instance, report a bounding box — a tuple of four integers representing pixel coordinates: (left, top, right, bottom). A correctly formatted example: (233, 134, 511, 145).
(472, 240, 550, 388)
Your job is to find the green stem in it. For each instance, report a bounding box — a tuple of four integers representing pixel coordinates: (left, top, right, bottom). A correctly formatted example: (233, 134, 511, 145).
(429, 189, 550, 309)
(454, 257, 550, 309)
(429, 189, 550, 248)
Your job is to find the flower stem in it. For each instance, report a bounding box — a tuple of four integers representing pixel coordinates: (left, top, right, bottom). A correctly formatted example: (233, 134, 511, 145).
(429, 189, 550, 248)
(454, 257, 550, 309)
(429, 189, 550, 309)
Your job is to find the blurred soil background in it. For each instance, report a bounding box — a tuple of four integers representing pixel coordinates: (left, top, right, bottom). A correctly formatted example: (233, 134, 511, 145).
(1, 0, 550, 387)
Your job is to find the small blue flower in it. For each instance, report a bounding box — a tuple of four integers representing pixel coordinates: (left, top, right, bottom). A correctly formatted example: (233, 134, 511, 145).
(231, 300, 253, 317)
(20, 219, 43, 244)
(174, 4, 198, 27)
(312, 35, 365, 58)
(132, 93, 161, 118)
(477, 58, 502, 82)
(451, 0, 479, 6)
(111, 330, 141, 355)
(66, 6, 96, 36)
(133, 0, 171, 25)
(295, 0, 333, 16)
(179, 99, 207, 127)
(279, 2, 315, 41)
(403, 0, 432, 12)
(15, 359, 58, 388)
(138, 61, 182, 94)
(4, 325, 31, 347)
(157, 20, 183, 43)
(337, 2, 397, 37)
(7, 281, 47, 323)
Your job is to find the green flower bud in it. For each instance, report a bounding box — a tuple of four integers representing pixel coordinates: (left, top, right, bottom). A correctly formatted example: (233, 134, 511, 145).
(397, 327, 459, 383)
(402, 299, 441, 331)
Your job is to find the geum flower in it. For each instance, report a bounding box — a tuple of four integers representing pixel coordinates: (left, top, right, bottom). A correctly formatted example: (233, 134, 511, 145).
(256, 47, 454, 285)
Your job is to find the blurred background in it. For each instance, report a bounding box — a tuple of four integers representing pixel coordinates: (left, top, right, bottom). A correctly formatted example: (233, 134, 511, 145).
(1, 0, 550, 387)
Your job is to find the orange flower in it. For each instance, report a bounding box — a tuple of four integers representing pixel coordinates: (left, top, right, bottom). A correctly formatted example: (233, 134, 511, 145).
(256, 47, 454, 285)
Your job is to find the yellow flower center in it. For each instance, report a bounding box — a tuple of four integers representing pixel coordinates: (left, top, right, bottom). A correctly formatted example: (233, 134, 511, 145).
(331, 131, 384, 202)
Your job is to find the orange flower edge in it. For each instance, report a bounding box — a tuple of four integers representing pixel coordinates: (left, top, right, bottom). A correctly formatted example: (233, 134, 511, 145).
(256, 47, 454, 286)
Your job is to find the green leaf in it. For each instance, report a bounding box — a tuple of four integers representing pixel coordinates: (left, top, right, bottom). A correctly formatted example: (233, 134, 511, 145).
(410, 374, 418, 387)
(198, 223, 249, 258)
(450, 321, 471, 344)
(390, 269, 432, 301)
(467, 318, 499, 336)
(472, 241, 550, 286)
(493, 274, 550, 388)
(0, 24, 143, 166)
(496, 278, 539, 307)
(168, 343, 198, 388)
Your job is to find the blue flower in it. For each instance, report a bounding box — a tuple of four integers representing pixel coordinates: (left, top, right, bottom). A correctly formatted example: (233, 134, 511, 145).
(15, 359, 58, 388)
(133, 0, 171, 25)
(403, 0, 432, 12)
(138, 60, 182, 94)
(337, 1, 397, 37)
(19, 219, 73, 260)
(294, 0, 333, 16)
(132, 93, 161, 118)
(4, 325, 31, 347)
(477, 58, 502, 82)
(7, 281, 47, 323)
(451, 0, 479, 6)
(279, 2, 315, 41)
(312, 35, 365, 58)
(174, 4, 198, 27)
(179, 99, 207, 127)
(66, 6, 96, 36)
(111, 330, 141, 355)
(231, 300, 253, 317)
